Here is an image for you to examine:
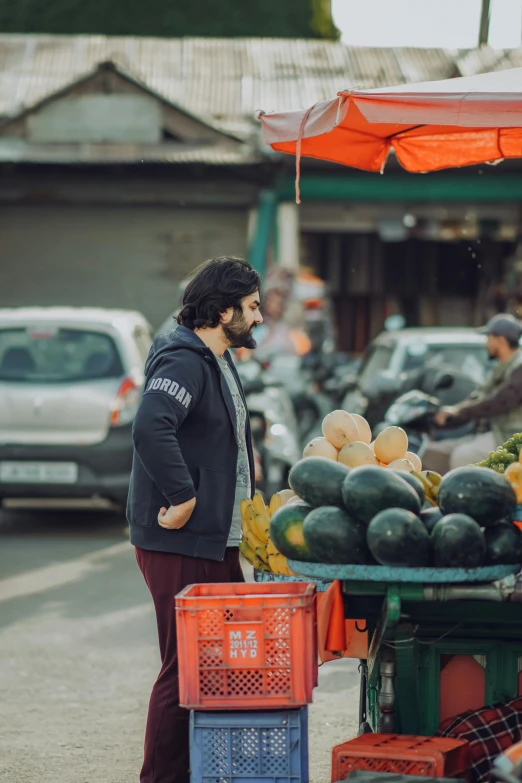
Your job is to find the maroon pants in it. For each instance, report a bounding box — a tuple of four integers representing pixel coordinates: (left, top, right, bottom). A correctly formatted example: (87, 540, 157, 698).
(135, 546, 244, 783)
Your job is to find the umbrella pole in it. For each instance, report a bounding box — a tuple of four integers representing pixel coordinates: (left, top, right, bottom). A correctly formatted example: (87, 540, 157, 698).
(479, 0, 491, 46)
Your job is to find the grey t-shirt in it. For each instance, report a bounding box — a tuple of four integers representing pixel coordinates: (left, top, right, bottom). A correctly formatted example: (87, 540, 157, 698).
(216, 355, 251, 546)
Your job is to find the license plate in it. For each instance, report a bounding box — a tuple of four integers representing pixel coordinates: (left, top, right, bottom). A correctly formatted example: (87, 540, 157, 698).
(0, 461, 78, 484)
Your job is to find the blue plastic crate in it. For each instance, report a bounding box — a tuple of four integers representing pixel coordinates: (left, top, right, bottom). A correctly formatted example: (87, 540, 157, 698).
(190, 708, 308, 783)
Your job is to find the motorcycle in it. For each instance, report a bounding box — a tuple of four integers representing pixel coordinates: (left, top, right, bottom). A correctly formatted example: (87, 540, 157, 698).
(382, 370, 477, 458)
(290, 352, 361, 445)
(235, 359, 301, 495)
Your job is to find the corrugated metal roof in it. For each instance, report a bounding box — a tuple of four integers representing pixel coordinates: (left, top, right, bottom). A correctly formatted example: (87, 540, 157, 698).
(455, 45, 522, 77)
(392, 47, 459, 83)
(0, 34, 520, 149)
(455, 46, 508, 77)
(0, 34, 463, 134)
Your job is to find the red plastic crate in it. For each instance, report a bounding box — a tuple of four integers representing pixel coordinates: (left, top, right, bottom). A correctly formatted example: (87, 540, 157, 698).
(331, 735, 470, 782)
(176, 582, 317, 710)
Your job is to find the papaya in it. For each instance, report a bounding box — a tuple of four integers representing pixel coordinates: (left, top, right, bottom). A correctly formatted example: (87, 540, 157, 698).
(322, 410, 358, 449)
(351, 414, 372, 445)
(303, 437, 339, 461)
(373, 426, 408, 464)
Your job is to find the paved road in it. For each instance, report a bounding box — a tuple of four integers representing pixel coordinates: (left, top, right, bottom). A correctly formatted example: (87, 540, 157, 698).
(0, 510, 359, 783)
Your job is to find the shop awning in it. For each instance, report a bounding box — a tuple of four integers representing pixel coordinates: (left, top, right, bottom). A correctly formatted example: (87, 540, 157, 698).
(259, 67, 522, 202)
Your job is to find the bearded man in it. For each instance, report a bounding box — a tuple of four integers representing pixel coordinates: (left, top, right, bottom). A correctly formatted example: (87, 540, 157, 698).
(127, 256, 262, 783)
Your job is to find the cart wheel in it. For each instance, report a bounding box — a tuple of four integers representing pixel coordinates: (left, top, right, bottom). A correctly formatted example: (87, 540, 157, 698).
(358, 721, 373, 736)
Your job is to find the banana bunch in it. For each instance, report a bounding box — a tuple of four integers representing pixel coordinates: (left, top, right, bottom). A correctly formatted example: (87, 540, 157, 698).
(239, 492, 294, 576)
(412, 470, 442, 507)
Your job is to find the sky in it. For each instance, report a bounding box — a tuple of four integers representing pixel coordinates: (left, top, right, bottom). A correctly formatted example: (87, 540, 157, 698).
(332, 0, 522, 49)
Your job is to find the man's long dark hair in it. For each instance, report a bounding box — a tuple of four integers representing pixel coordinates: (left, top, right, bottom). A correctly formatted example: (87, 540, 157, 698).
(177, 257, 261, 330)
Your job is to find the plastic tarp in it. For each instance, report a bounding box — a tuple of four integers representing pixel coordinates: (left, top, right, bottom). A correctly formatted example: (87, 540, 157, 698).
(259, 67, 522, 201)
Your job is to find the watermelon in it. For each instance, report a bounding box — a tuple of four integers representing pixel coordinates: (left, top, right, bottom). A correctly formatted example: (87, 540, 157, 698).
(484, 523, 522, 566)
(341, 465, 421, 524)
(420, 505, 443, 534)
(393, 470, 425, 506)
(269, 503, 314, 561)
(303, 506, 369, 564)
(367, 508, 430, 567)
(289, 457, 350, 509)
(431, 514, 486, 568)
(438, 467, 516, 527)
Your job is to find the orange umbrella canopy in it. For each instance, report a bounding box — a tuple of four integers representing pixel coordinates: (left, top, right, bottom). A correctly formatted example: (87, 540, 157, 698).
(259, 67, 522, 200)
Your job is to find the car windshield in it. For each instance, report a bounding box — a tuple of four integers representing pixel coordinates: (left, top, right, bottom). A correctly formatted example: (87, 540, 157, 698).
(0, 327, 124, 383)
(358, 344, 394, 391)
(403, 343, 489, 384)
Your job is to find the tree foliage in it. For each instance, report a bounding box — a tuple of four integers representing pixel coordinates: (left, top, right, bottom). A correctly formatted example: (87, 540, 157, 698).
(0, 0, 340, 39)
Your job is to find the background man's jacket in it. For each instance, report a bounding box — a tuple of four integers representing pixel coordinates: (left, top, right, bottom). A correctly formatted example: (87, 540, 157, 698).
(450, 349, 522, 445)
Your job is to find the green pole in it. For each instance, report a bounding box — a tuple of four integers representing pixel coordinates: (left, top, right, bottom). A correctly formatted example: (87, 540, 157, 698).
(248, 190, 277, 278)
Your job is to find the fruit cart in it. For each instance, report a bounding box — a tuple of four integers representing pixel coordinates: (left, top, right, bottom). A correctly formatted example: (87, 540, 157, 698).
(251, 65, 522, 781)
(247, 446, 522, 741)
(255, 562, 522, 738)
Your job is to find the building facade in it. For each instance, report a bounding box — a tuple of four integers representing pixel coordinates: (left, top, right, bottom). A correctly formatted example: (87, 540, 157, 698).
(0, 35, 520, 346)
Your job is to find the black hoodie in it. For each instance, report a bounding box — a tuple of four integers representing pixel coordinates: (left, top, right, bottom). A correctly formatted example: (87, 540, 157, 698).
(127, 325, 255, 561)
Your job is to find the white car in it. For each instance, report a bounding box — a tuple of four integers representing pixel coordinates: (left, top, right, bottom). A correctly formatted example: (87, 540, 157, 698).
(342, 327, 490, 427)
(0, 307, 153, 509)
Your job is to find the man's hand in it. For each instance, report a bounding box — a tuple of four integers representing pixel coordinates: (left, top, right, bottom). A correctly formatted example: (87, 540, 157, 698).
(434, 406, 458, 427)
(158, 497, 196, 530)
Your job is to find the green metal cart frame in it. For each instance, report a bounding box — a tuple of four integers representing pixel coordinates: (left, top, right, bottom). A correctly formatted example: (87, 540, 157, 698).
(255, 568, 522, 736)
(341, 581, 522, 736)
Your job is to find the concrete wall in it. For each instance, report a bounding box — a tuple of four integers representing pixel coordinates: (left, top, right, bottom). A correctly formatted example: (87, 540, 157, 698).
(0, 204, 248, 327)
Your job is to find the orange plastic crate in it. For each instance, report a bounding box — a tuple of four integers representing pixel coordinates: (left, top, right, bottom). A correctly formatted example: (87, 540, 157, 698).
(176, 582, 317, 710)
(331, 735, 470, 782)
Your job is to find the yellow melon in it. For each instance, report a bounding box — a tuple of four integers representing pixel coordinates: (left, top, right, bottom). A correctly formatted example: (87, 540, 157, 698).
(351, 414, 372, 445)
(373, 426, 408, 464)
(278, 489, 296, 505)
(338, 441, 379, 469)
(406, 451, 422, 472)
(286, 494, 304, 506)
(371, 442, 387, 466)
(386, 458, 415, 472)
(303, 437, 338, 461)
(322, 410, 359, 450)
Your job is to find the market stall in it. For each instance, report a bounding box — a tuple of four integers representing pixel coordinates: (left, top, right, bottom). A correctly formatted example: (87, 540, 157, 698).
(241, 407, 522, 752)
(215, 66, 522, 783)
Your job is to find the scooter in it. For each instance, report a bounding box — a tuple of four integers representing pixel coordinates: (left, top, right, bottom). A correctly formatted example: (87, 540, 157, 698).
(291, 352, 361, 445)
(381, 371, 476, 458)
(235, 359, 301, 495)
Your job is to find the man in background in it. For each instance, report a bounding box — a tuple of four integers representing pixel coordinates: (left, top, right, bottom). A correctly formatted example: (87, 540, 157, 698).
(427, 314, 522, 470)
